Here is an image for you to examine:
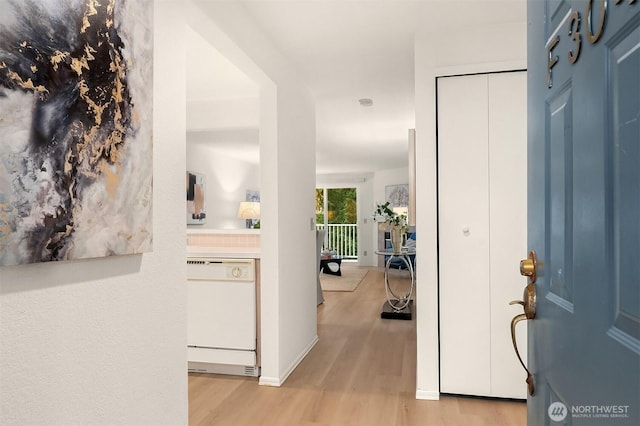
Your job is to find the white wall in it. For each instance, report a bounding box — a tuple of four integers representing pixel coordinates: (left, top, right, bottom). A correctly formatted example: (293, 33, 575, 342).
(358, 180, 375, 266)
(188, 1, 318, 386)
(414, 21, 526, 400)
(372, 167, 409, 207)
(187, 98, 259, 131)
(186, 143, 260, 230)
(0, 2, 188, 424)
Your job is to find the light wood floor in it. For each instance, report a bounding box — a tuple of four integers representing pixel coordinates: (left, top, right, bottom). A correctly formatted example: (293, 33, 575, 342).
(189, 267, 526, 426)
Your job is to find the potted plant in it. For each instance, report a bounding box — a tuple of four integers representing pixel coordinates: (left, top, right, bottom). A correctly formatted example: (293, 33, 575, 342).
(373, 202, 407, 254)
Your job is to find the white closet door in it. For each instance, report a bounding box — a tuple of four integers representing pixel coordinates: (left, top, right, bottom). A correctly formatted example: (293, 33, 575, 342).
(487, 72, 528, 399)
(438, 74, 492, 396)
(438, 71, 527, 399)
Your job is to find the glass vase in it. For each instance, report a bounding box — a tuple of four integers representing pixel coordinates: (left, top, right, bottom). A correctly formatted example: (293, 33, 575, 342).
(390, 226, 403, 254)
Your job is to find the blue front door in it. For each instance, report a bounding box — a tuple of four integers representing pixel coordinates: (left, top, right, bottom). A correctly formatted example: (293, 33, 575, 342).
(527, 1, 640, 425)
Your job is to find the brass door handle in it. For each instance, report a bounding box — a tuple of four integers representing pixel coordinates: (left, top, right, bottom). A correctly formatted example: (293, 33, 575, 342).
(509, 282, 536, 396)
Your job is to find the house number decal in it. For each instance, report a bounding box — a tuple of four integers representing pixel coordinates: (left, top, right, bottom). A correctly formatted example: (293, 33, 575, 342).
(547, 0, 636, 88)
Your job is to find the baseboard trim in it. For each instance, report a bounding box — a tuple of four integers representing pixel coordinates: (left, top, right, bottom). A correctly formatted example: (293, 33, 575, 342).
(258, 335, 319, 387)
(416, 389, 440, 400)
(258, 376, 281, 387)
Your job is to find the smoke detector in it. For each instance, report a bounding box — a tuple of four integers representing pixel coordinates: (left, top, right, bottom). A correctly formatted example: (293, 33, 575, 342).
(358, 98, 373, 107)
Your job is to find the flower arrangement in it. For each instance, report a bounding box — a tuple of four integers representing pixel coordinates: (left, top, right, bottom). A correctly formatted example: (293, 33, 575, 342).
(374, 202, 407, 253)
(373, 202, 407, 231)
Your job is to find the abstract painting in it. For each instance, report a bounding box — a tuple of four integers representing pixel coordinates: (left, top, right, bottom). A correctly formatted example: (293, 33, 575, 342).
(0, 0, 153, 266)
(187, 171, 205, 225)
(385, 184, 409, 209)
(246, 189, 259, 203)
(386, 184, 409, 221)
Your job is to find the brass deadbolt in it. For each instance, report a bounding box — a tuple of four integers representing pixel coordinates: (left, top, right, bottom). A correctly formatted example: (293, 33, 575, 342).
(520, 250, 537, 283)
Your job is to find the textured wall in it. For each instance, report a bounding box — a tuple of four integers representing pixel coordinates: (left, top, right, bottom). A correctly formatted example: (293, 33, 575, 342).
(0, 2, 188, 424)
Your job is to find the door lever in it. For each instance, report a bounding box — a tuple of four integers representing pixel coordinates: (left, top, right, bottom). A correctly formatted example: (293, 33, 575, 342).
(509, 282, 536, 396)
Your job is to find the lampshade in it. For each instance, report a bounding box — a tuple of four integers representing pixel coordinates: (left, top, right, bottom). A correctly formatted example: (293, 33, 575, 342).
(237, 201, 260, 220)
(392, 206, 408, 217)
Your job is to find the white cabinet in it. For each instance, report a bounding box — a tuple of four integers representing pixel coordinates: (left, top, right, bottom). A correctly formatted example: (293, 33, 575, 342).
(438, 71, 528, 399)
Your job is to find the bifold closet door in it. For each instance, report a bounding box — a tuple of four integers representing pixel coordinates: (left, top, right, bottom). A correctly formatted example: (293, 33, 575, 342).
(438, 71, 527, 399)
(438, 74, 492, 396)
(487, 72, 527, 398)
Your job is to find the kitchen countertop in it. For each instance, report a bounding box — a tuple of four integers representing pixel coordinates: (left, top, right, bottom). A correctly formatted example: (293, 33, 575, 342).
(187, 246, 260, 259)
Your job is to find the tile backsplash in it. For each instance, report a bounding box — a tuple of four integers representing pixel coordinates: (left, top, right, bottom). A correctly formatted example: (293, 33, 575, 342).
(187, 232, 260, 248)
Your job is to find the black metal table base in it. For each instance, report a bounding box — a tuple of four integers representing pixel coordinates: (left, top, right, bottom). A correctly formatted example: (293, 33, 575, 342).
(381, 299, 413, 320)
(320, 258, 342, 276)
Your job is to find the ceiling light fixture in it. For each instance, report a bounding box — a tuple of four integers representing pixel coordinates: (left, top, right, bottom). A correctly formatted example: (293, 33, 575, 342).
(358, 98, 373, 107)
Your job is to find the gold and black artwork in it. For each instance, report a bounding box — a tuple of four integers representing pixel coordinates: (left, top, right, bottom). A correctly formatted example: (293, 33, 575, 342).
(0, 0, 153, 265)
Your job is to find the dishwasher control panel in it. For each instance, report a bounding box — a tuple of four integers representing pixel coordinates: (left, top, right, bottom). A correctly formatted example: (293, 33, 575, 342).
(187, 258, 255, 281)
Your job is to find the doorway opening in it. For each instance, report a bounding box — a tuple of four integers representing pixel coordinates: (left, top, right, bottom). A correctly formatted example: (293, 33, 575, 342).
(315, 187, 358, 262)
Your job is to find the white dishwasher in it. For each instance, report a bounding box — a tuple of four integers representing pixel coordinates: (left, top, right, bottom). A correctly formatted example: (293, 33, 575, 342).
(187, 257, 258, 377)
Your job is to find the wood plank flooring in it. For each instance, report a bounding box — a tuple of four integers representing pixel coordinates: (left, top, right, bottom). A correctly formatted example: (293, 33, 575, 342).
(189, 267, 526, 426)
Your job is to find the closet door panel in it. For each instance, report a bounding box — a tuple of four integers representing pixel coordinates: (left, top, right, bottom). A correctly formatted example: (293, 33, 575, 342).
(438, 74, 491, 396)
(488, 71, 528, 398)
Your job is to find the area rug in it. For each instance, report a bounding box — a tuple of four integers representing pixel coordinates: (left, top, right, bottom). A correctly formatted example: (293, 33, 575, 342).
(320, 266, 370, 292)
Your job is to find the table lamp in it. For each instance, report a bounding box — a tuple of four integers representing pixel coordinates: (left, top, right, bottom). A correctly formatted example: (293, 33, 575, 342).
(238, 201, 260, 228)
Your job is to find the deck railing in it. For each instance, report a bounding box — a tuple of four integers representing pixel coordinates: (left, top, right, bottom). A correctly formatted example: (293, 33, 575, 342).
(316, 224, 358, 259)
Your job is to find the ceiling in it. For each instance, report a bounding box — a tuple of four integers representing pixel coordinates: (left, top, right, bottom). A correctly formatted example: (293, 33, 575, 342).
(187, 0, 527, 176)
